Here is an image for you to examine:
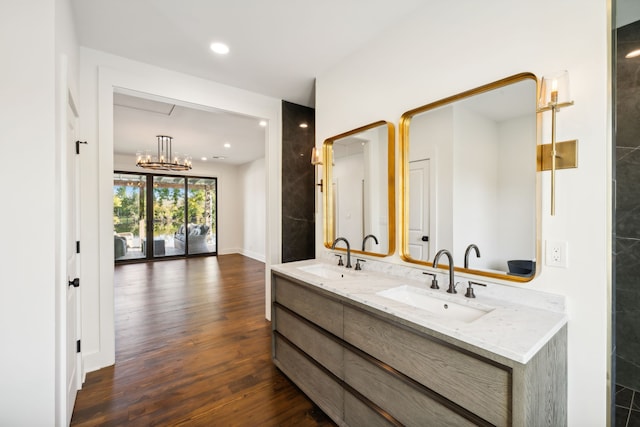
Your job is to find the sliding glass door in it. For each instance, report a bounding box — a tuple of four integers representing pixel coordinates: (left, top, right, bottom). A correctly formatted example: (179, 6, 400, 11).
(113, 173, 147, 260)
(186, 178, 217, 255)
(114, 172, 217, 262)
(152, 176, 186, 257)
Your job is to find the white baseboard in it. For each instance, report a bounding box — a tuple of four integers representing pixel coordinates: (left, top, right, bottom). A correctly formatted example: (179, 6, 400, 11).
(239, 249, 266, 263)
(217, 247, 241, 256)
(218, 248, 266, 263)
(82, 350, 114, 374)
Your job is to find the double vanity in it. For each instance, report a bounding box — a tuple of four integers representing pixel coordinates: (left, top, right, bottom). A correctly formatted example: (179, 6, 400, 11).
(270, 72, 568, 426)
(271, 258, 567, 426)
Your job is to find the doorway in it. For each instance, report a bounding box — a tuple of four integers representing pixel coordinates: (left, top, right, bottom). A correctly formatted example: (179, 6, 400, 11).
(84, 63, 280, 376)
(408, 158, 431, 261)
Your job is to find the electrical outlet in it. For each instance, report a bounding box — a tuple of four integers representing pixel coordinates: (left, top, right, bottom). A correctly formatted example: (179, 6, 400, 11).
(545, 240, 568, 268)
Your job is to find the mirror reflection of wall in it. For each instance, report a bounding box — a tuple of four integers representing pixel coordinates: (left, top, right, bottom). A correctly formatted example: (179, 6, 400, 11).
(403, 74, 537, 280)
(333, 128, 388, 253)
(325, 121, 394, 257)
(333, 136, 366, 248)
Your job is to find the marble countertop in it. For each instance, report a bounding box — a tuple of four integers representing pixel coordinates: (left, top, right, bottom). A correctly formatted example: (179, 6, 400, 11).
(270, 258, 568, 364)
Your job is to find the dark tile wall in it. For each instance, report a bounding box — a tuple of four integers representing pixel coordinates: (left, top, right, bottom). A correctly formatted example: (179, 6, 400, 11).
(617, 20, 640, 392)
(281, 101, 316, 263)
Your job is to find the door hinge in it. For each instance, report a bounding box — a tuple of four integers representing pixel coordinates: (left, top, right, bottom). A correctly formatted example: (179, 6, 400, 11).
(75, 140, 87, 154)
(68, 278, 80, 288)
(76, 340, 81, 353)
(76, 241, 80, 254)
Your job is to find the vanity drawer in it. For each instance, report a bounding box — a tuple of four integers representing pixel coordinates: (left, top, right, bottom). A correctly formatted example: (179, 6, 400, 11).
(273, 335, 343, 423)
(273, 305, 344, 378)
(273, 274, 343, 338)
(344, 392, 396, 427)
(344, 306, 511, 426)
(344, 349, 477, 427)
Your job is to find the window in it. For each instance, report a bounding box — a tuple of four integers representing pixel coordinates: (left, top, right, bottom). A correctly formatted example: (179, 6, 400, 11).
(113, 173, 146, 261)
(186, 177, 217, 255)
(114, 172, 217, 262)
(152, 176, 186, 257)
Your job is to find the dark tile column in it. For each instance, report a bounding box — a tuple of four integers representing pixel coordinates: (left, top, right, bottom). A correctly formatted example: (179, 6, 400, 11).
(616, 20, 640, 392)
(281, 101, 315, 263)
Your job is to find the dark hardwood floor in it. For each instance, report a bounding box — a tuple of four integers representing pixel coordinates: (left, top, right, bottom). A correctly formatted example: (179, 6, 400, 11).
(71, 254, 336, 426)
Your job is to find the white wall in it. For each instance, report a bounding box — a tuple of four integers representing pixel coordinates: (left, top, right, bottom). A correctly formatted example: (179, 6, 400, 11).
(0, 2, 56, 423)
(315, 1, 610, 425)
(496, 115, 537, 266)
(453, 106, 499, 269)
(334, 153, 365, 245)
(239, 158, 267, 261)
(0, 0, 79, 424)
(79, 48, 281, 373)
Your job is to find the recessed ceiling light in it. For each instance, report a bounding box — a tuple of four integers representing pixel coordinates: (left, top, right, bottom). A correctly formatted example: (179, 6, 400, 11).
(201, 157, 208, 161)
(210, 42, 230, 55)
(626, 49, 640, 59)
(223, 143, 231, 148)
(211, 156, 226, 160)
(259, 120, 267, 127)
(299, 123, 308, 128)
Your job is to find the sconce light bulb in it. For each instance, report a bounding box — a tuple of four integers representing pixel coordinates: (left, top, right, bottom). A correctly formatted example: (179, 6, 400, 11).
(550, 79, 558, 103)
(311, 146, 323, 165)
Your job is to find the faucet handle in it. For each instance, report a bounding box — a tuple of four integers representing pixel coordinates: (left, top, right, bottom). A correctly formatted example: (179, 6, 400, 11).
(423, 271, 439, 289)
(447, 281, 461, 294)
(335, 254, 343, 266)
(355, 258, 366, 271)
(465, 281, 487, 298)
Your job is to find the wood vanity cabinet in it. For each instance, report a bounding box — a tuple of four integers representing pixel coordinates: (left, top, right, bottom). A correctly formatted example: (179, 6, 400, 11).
(271, 272, 567, 427)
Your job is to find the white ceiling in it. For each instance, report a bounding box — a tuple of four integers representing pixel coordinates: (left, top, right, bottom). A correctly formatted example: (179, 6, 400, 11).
(114, 91, 266, 165)
(71, 0, 427, 107)
(72, 0, 427, 166)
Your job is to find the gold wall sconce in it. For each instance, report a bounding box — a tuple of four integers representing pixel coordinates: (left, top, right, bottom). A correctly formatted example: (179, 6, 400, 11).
(536, 71, 578, 216)
(311, 146, 323, 192)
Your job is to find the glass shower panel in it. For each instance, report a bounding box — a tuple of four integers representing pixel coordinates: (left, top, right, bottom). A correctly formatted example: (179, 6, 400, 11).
(152, 176, 186, 257)
(186, 177, 217, 255)
(113, 173, 147, 260)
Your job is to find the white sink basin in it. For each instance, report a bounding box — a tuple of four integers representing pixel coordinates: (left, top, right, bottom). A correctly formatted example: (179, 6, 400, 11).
(297, 264, 356, 280)
(376, 285, 492, 323)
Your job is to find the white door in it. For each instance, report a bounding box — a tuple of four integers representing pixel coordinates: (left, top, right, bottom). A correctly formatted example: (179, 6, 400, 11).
(408, 159, 430, 261)
(65, 101, 81, 424)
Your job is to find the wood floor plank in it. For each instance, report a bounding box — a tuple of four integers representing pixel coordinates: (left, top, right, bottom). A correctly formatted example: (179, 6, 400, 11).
(71, 254, 335, 426)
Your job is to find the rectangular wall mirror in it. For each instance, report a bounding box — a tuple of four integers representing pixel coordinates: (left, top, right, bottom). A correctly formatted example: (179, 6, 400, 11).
(400, 73, 538, 281)
(323, 120, 395, 257)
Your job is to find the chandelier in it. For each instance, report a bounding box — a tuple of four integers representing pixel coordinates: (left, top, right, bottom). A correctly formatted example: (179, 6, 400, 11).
(136, 135, 192, 171)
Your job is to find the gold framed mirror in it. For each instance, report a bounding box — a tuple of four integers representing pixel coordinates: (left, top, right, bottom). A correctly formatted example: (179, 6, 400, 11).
(399, 73, 539, 281)
(323, 120, 395, 257)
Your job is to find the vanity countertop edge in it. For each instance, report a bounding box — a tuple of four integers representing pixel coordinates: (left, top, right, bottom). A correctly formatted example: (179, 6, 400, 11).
(270, 259, 568, 365)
